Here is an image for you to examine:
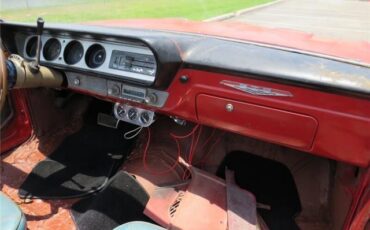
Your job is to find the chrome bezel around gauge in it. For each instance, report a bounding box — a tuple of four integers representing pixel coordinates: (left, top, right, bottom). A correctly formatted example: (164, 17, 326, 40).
(43, 38, 62, 61)
(63, 40, 84, 64)
(113, 103, 155, 127)
(25, 35, 38, 58)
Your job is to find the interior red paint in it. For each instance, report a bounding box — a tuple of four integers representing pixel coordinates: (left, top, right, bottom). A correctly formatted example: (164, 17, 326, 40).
(349, 200, 369, 230)
(144, 169, 229, 230)
(345, 168, 370, 229)
(196, 94, 318, 150)
(0, 89, 32, 153)
(144, 187, 180, 227)
(169, 168, 228, 230)
(89, 19, 370, 64)
(68, 68, 370, 167)
(157, 69, 369, 167)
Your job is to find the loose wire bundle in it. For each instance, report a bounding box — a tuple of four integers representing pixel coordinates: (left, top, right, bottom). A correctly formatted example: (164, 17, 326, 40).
(142, 123, 223, 179)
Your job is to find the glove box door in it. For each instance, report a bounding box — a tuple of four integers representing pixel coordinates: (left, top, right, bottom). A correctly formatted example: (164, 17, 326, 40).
(196, 94, 318, 150)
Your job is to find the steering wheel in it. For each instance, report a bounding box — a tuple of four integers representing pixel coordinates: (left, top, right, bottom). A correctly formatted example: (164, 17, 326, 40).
(0, 46, 8, 113)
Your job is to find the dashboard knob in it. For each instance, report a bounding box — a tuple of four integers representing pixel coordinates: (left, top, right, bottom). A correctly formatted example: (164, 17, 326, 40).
(144, 93, 158, 104)
(140, 112, 151, 124)
(73, 78, 80, 86)
(108, 84, 120, 96)
(116, 104, 126, 118)
(128, 108, 138, 120)
(114, 103, 155, 127)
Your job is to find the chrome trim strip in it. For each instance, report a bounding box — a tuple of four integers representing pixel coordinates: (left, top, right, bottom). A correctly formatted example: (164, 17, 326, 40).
(220, 80, 293, 97)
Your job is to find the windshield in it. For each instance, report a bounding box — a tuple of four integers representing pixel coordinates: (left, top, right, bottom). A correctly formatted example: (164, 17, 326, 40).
(1, 0, 370, 62)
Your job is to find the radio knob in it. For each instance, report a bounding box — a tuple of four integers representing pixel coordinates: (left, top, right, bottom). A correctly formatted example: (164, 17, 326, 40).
(144, 93, 158, 104)
(108, 84, 120, 96)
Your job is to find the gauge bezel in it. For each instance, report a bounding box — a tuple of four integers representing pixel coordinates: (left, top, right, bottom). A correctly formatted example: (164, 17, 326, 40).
(85, 44, 106, 68)
(43, 38, 62, 61)
(25, 36, 38, 58)
(63, 40, 84, 65)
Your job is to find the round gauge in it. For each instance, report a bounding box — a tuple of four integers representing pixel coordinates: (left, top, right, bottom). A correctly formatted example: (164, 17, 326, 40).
(128, 108, 138, 120)
(63, 40, 84, 65)
(116, 104, 126, 118)
(25, 36, 38, 58)
(43, 38, 61, 61)
(85, 44, 106, 68)
(139, 112, 150, 125)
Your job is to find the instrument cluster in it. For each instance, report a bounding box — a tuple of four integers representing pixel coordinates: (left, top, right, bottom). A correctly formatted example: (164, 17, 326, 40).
(24, 35, 157, 85)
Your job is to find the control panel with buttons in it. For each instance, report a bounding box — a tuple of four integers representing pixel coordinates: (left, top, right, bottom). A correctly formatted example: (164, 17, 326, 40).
(65, 72, 169, 108)
(114, 103, 155, 127)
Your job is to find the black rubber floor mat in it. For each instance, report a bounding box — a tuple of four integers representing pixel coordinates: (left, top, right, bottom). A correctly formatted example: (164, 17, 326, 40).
(71, 171, 151, 230)
(19, 124, 133, 199)
(217, 151, 301, 230)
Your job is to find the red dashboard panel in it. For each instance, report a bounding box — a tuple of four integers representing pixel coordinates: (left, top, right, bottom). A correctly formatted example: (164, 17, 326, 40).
(160, 69, 370, 167)
(66, 68, 370, 167)
(196, 94, 318, 150)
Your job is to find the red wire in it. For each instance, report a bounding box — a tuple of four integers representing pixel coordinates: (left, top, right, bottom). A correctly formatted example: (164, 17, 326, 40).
(143, 127, 181, 175)
(200, 128, 215, 150)
(143, 123, 216, 177)
(170, 124, 200, 139)
(189, 125, 203, 164)
(170, 124, 201, 163)
(184, 130, 194, 162)
(168, 123, 202, 180)
(182, 168, 191, 180)
(197, 132, 225, 166)
(187, 128, 196, 163)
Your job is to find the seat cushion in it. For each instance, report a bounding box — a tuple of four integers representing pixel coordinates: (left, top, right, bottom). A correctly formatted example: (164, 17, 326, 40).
(0, 192, 26, 230)
(114, 221, 165, 230)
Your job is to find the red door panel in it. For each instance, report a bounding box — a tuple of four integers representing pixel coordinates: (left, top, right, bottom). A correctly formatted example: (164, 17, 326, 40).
(1, 90, 32, 154)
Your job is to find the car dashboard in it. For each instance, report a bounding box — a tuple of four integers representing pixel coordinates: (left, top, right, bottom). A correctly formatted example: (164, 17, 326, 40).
(16, 29, 170, 108)
(1, 21, 370, 167)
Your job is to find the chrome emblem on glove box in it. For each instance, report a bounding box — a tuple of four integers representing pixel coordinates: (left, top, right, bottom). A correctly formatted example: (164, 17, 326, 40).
(220, 80, 293, 97)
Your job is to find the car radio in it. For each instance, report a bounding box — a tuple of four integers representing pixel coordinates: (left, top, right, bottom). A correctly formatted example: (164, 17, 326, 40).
(107, 80, 168, 107)
(109, 50, 156, 77)
(65, 72, 168, 108)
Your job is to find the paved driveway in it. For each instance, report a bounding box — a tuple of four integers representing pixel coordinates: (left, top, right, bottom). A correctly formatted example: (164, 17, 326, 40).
(227, 0, 370, 42)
